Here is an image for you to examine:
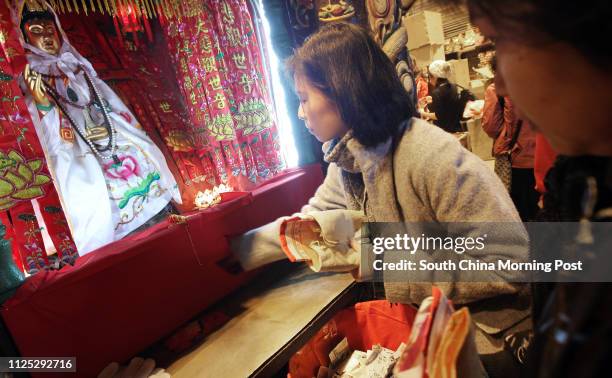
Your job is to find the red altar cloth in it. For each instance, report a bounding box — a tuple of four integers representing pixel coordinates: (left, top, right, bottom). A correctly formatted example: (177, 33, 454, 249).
(1, 165, 323, 377)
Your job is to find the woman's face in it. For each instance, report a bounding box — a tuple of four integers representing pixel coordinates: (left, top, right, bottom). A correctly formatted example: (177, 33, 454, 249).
(473, 14, 612, 156)
(294, 73, 349, 143)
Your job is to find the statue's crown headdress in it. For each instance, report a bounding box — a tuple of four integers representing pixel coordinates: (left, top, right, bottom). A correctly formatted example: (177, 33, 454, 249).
(19, 0, 54, 29)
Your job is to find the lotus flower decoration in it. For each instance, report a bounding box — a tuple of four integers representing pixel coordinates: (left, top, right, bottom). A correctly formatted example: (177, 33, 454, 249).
(0, 150, 51, 210)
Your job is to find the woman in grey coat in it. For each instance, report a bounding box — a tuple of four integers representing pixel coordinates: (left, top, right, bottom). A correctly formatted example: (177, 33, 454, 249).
(236, 22, 530, 376)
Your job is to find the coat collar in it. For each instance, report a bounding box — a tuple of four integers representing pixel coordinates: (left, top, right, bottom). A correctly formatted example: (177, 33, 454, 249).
(322, 130, 393, 175)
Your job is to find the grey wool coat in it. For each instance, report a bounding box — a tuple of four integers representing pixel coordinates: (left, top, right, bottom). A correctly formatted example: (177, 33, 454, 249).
(301, 118, 531, 354)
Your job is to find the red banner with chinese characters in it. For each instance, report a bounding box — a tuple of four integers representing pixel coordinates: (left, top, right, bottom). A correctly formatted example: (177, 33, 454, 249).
(104, 33, 220, 209)
(0, 1, 77, 274)
(162, 0, 284, 191)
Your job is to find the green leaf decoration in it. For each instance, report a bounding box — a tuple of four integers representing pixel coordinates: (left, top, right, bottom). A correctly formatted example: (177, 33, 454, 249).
(27, 159, 43, 173)
(0, 178, 14, 198)
(3, 171, 26, 190)
(44, 206, 62, 213)
(7, 151, 24, 163)
(17, 213, 37, 222)
(33, 174, 51, 186)
(17, 163, 33, 182)
(0, 158, 15, 171)
(118, 172, 161, 209)
(0, 71, 12, 81)
(12, 187, 44, 200)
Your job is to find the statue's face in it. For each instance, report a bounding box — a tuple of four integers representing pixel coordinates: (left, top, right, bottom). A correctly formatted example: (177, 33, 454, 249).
(24, 19, 61, 55)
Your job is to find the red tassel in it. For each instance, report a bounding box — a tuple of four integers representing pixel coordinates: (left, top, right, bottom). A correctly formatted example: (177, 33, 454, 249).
(113, 16, 125, 49)
(143, 14, 153, 43)
(157, 2, 166, 26)
(129, 6, 140, 47)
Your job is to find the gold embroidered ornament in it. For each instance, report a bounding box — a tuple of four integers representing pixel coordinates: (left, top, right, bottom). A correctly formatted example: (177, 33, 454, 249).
(164, 129, 195, 153)
(0, 150, 51, 210)
(22, 0, 46, 14)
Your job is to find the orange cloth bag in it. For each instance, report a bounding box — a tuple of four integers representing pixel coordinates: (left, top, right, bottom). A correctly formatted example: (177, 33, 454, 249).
(288, 300, 417, 378)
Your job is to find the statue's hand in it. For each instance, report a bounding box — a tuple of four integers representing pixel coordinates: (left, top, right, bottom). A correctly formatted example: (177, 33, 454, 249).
(24, 64, 51, 108)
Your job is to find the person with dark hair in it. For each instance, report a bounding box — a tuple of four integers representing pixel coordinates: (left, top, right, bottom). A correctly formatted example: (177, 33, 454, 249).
(436, 0, 612, 376)
(238, 22, 531, 376)
(286, 22, 415, 147)
(420, 60, 465, 133)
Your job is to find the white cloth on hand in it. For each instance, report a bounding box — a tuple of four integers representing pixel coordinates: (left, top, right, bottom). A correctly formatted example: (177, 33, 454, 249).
(229, 210, 365, 274)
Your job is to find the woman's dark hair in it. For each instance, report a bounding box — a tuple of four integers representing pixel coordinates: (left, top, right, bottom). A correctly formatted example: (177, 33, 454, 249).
(286, 22, 415, 147)
(434, 77, 449, 88)
(449, 0, 612, 69)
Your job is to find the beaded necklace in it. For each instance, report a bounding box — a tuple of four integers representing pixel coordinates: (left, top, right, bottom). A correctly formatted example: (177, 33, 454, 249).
(40, 65, 119, 164)
(34, 67, 94, 110)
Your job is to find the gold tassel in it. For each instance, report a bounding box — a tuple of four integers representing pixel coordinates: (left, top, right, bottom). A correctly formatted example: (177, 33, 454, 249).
(126, 0, 140, 17)
(180, 0, 187, 18)
(57, 0, 65, 13)
(128, 0, 136, 17)
(155, 0, 163, 18)
(142, 0, 150, 18)
(145, 0, 155, 18)
(153, 0, 160, 17)
(168, 0, 175, 19)
(156, 0, 164, 18)
(64, 0, 72, 12)
(97, 0, 104, 13)
(116, 0, 127, 16)
(138, 0, 146, 18)
(71, 0, 79, 14)
(125, 0, 133, 18)
(48, 0, 57, 13)
(137, 0, 145, 18)
(80, 0, 88, 15)
(162, 0, 169, 19)
(174, 0, 181, 18)
(161, 0, 170, 19)
(116, 0, 125, 17)
(166, 0, 173, 18)
(144, 0, 153, 19)
(172, 0, 180, 19)
(104, 0, 111, 15)
(110, 0, 118, 16)
(131, 0, 141, 18)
